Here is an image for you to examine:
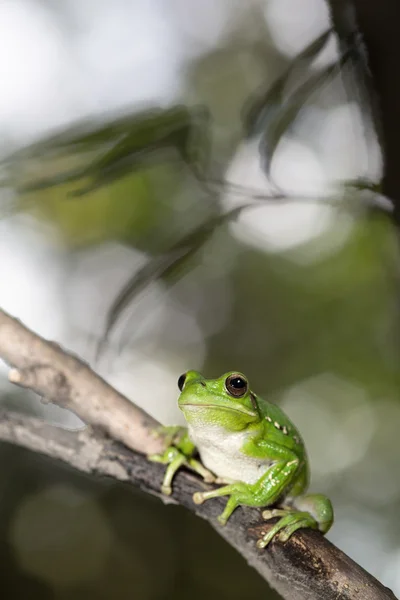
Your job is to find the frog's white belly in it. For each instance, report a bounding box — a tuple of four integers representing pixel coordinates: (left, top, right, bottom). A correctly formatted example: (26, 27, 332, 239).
(188, 425, 272, 485)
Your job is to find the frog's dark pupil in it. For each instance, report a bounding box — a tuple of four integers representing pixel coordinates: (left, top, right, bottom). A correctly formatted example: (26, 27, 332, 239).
(230, 377, 246, 389)
(178, 373, 187, 391)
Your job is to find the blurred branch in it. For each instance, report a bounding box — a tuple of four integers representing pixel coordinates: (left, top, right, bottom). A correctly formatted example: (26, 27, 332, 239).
(0, 308, 163, 455)
(327, 0, 382, 148)
(328, 0, 400, 228)
(0, 308, 397, 600)
(351, 0, 400, 227)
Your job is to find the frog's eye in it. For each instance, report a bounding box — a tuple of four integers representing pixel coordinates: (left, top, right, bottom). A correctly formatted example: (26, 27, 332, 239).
(225, 374, 248, 398)
(178, 373, 187, 391)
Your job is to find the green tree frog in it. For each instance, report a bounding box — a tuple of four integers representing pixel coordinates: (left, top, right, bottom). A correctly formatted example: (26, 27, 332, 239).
(149, 370, 333, 547)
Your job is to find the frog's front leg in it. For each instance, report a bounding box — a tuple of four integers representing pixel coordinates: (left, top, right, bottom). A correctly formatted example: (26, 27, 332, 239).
(149, 446, 187, 495)
(259, 493, 333, 548)
(148, 426, 215, 495)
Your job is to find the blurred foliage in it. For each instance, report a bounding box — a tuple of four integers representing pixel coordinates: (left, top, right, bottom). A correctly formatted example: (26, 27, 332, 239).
(1, 24, 388, 353)
(243, 28, 333, 138)
(10, 105, 210, 196)
(204, 214, 399, 397)
(4, 106, 213, 251)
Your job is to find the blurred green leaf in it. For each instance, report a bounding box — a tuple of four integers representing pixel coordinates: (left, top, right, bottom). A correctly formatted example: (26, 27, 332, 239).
(258, 49, 352, 177)
(14, 165, 179, 249)
(243, 28, 333, 139)
(344, 178, 381, 194)
(344, 178, 394, 219)
(72, 105, 210, 196)
(8, 105, 211, 197)
(0, 105, 217, 250)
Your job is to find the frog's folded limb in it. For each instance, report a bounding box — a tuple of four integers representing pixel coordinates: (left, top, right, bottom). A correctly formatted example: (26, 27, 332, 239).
(259, 493, 333, 547)
(188, 458, 216, 483)
(258, 510, 318, 548)
(148, 425, 215, 494)
(193, 456, 300, 525)
(291, 493, 334, 534)
(149, 447, 186, 495)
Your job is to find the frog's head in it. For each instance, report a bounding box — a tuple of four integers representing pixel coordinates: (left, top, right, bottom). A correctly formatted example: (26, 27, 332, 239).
(177, 371, 260, 432)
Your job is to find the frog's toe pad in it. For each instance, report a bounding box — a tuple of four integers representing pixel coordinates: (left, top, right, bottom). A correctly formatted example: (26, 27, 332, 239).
(257, 530, 279, 549)
(148, 453, 162, 462)
(262, 508, 288, 520)
(215, 476, 235, 484)
(278, 518, 312, 542)
(161, 484, 172, 496)
(193, 492, 205, 505)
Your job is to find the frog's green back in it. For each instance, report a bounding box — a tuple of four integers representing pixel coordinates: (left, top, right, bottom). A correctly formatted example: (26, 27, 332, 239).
(254, 393, 309, 495)
(254, 393, 304, 448)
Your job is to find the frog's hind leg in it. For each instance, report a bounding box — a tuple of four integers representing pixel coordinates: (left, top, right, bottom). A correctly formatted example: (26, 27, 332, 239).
(259, 493, 333, 548)
(258, 510, 317, 548)
(291, 493, 334, 534)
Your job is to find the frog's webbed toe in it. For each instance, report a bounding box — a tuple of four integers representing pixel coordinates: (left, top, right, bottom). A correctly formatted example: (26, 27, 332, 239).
(188, 458, 216, 483)
(258, 510, 318, 548)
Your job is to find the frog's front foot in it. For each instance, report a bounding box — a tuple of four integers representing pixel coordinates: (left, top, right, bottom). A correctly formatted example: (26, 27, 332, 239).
(192, 481, 249, 525)
(193, 491, 205, 505)
(192, 491, 230, 526)
(148, 426, 216, 497)
(217, 514, 228, 526)
(188, 459, 216, 484)
(149, 446, 187, 497)
(161, 484, 173, 496)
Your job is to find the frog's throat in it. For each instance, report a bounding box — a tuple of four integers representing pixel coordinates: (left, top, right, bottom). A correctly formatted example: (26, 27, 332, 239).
(181, 402, 256, 418)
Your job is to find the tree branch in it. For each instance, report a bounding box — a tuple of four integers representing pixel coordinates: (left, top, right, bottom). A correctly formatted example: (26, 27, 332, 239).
(0, 308, 396, 600)
(350, 0, 400, 227)
(0, 309, 164, 455)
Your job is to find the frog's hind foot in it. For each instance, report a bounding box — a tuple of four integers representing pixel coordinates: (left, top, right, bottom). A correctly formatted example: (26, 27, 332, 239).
(258, 510, 318, 548)
(259, 493, 334, 548)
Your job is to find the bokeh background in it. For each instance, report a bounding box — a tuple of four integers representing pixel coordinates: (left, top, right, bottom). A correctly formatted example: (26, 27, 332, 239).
(0, 0, 399, 598)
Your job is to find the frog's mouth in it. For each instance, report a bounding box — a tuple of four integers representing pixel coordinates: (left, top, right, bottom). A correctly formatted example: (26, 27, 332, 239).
(181, 402, 257, 418)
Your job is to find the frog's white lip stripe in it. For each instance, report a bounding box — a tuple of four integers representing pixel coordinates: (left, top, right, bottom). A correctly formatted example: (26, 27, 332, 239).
(182, 403, 256, 418)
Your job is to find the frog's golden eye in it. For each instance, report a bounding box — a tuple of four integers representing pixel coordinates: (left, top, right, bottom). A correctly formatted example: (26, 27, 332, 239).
(178, 373, 187, 391)
(225, 374, 248, 398)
